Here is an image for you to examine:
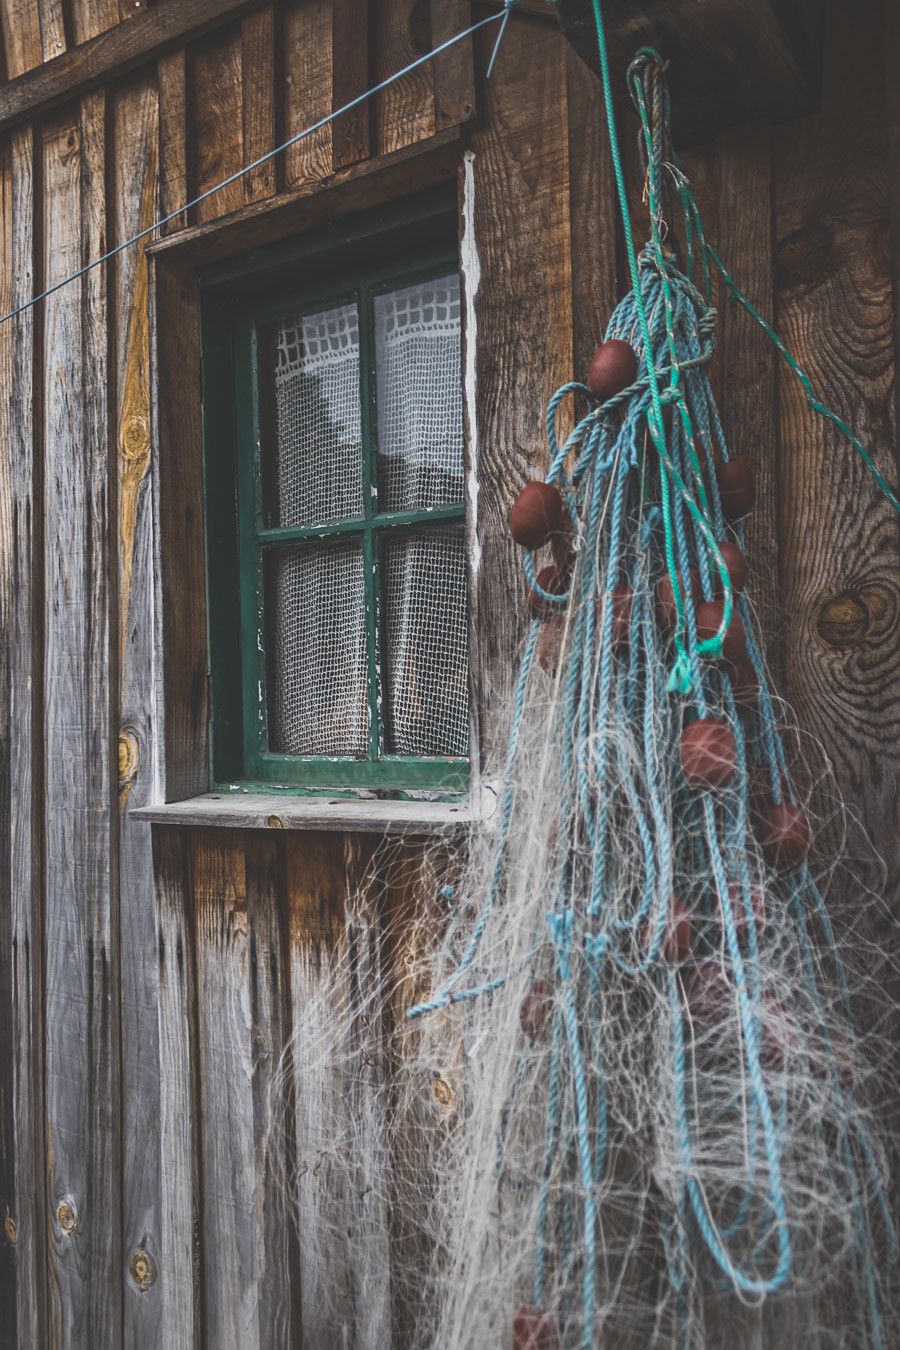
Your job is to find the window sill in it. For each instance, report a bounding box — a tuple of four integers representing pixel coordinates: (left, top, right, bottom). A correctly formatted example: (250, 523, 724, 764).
(131, 783, 499, 834)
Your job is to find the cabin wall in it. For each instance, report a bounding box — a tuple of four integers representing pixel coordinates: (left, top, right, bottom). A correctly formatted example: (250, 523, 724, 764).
(0, 2, 896, 1346)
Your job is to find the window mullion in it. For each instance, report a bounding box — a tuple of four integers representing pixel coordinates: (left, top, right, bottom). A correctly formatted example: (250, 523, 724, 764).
(359, 284, 382, 763)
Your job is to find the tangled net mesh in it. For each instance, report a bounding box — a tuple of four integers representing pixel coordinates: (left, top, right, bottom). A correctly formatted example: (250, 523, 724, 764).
(264, 47, 898, 1350)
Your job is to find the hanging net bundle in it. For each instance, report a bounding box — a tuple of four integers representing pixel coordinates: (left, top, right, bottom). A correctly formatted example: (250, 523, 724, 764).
(379, 45, 899, 1350)
(269, 30, 899, 1350)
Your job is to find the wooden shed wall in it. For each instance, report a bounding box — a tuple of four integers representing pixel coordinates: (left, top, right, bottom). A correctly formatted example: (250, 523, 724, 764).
(0, 2, 896, 1347)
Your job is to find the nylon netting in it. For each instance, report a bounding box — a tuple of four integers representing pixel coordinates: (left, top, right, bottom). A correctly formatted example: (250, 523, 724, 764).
(268, 541, 369, 757)
(268, 301, 363, 527)
(374, 275, 464, 512)
(381, 526, 468, 757)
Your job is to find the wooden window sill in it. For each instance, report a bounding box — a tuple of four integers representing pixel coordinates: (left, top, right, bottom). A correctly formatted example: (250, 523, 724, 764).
(132, 784, 499, 833)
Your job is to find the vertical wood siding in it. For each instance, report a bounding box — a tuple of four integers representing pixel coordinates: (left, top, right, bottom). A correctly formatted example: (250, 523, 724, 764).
(0, 2, 896, 1346)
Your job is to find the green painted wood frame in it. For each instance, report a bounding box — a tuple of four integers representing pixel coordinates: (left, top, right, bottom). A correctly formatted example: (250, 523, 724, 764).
(201, 191, 469, 796)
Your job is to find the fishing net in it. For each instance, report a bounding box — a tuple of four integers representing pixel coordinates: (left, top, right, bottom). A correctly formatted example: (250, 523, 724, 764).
(266, 39, 898, 1350)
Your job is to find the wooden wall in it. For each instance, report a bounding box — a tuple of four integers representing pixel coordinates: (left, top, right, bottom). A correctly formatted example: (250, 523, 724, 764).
(0, 1, 896, 1346)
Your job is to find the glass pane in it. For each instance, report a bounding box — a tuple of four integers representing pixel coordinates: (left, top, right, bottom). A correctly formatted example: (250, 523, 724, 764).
(380, 527, 468, 757)
(374, 274, 463, 513)
(259, 302, 363, 527)
(265, 542, 368, 757)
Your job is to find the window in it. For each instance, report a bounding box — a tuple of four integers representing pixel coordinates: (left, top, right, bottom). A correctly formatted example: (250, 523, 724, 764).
(202, 198, 470, 796)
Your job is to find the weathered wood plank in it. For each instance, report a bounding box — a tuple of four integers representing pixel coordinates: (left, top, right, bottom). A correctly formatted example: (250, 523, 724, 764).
(374, 0, 435, 156)
(71, 0, 119, 44)
(0, 0, 258, 134)
(0, 128, 19, 1350)
(331, 0, 370, 171)
(152, 258, 208, 800)
(42, 95, 119, 1346)
(241, 6, 276, 202)
(469, 10, 574, 754)
(282, 0, 332, 191)
(114, 70, 165, 1348)
(429, 0, 476, 133)
(714, 122, 782, 679)
(157, 47, 188, 233)
(285, 832, 392, 1350)
(191, 22, 244, 223)
(153, 826, 202, 1350)
(36, 0, 66, 61)
(773, 0, 899, 891)
(2, 121, 46, 1350)
(0, 0, 43, 78)
(193, 830, 292, 1348)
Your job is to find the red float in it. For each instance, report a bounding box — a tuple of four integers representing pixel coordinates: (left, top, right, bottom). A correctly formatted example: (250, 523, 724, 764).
(526, 565, 567, 621)
(656, 567, 700, 631)
(509, 481, 566, 551)
(519, 980, 555, 1043)
(679, 717, 737, 789)
(587, 338, 639, 402)
(645, 898, 693, 963)
(695, 598, 747, 665)
(513, 1307, 561, 1350)
(757, 800, 812, 869)
(714, 456, 756, 521)
(714, 539, 748, 593)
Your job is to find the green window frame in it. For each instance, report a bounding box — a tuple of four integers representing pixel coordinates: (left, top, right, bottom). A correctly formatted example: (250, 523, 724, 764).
(201, 193, 470, 797)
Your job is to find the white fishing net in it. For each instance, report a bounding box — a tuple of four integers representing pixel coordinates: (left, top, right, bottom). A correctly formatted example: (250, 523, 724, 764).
(381, 526, 469, 757)
(269, 542, 369, 757)
(268, 301, 363, 527)
(374, 275, 464, 512)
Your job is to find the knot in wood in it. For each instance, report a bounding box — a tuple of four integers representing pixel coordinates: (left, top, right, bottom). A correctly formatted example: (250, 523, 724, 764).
(431, 1074, 454, 1109)
(817, 591, 869, 647)
(56, 1200, 78, 1236)
(266, 815, 286, 829)
(119, 731, 140, 790)
(129, 1248, 156, 1290)
(5, 1216, 16, 1245)
(121, 411, 151, 468)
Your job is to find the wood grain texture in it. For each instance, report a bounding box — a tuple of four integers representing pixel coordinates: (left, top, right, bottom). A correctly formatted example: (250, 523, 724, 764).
(331, 0, 370, 171)
(0, 0, 44, 77)
(0, 133, 16, 1350)
(153, 826, 202, 1350)
(773, 0, 899, 896)
(2, 122, 46, 1350)
(153, 259, 208, 800)
(71, 0, 120, 44)
(157, 47, 188, 232)
(282, 0, 332, 190)
(714, 122, 782, 680)
(0, 0, 257, 133)
(193, 830, 292, 1348)
(429, 0, 476, 133)
(469, 11, 574, 760)
(42, 96, 119, 1347)
(285, 832, 392, 1350)
(240, 6, 276, 202)
(114, 70, 165, 1347)
(374, 0, 434, 157)
(190, 22, 244, 222)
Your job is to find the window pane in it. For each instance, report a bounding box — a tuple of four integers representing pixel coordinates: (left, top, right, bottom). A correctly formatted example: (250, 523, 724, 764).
(260, 302, 363, 527)
(380, 527, 468, 757)
(374, 275, 463, 513)
(266, 542, 369, 757)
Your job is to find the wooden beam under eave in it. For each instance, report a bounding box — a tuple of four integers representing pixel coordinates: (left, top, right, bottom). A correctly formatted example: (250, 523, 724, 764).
(0, 0, 264, 133)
